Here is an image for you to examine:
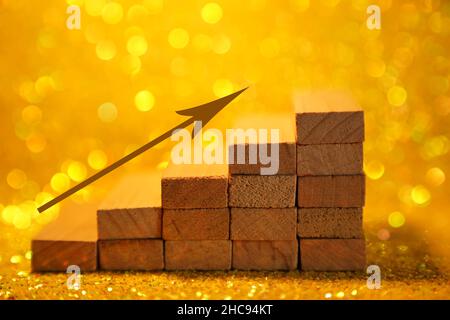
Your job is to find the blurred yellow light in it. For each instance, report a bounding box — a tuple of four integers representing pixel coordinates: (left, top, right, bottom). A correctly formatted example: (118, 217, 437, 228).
(201, 3, 223, 24)
(88, 150, 108, 170)
(13, 209, 31, 230)
(365, 160, 385, 180)
(19, 81, 42, 104)
(96, 40, 117, 60)
(2, 205, 21, 225)
(127, 5, 149, 24)
(213, 79, 234, 97)
(25, 250, 33, 260)
(292, 0, 310, 12)
(10, 255, 22, 264)
(388, 211, 406, 228)
(411, 185, 431, 205)
(85, 0, 106, 16)
(97, 102, 118, 122)
(212, 34, 231, 54)
(193, 34, 212, 52)
(50, 173, 71, 193)
(102, 2, 123, 24)
(7, 169, 27, 190)
(143, 0, 164, 14)
(259, 37, 280, 58)
(423, 135, 449, 158)
(336, 291, 345, 298)
(121, 55, 142, 75)
(168, 28, 190, 49)
(425, 167, 446, 187)
(387, 85, 407, 106)
(20, 181, 40, 199)
(67, 161, 87, 182)
(366, 59, 386, 78)
(22, 105, 42, 126)
(135, 90, 155, 112)
(35, 192, 60, 225)
(157, 161, 169, 170)
(35, 76, 56, 97)
(127, 35, 148, 56)
(26, 133, 47, 153)
(84, 21, 106, 44)
(170, 57, 188, 77)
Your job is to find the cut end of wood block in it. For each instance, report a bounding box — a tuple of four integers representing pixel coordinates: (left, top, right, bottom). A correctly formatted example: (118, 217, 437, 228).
(228, 142, 296, 175)
(298, 208, 363, 239)
(297, 175, 365, 208)
(232, 240, 298, 270)
(296, 143, 363, 176)
(229, 175, 296, 208)
(97, 208, 162, 240)
(99, 239, 164, 271)
(165, 240, 231, 270)
(163, 208, 229, 240)
(31, 240, 97, 272)
(300, 239, 366, 271)
(231, 208, 297, 240)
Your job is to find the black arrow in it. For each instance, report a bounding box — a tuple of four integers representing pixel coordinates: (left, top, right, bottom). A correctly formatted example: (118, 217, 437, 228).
(38, 87, 248, 213)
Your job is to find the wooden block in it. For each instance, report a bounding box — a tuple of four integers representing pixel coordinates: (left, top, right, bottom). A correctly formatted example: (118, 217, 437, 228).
(300, 239, 366, 271)
(298, 208, 363, 238)
(232, 240, 298, 270)
(228, 114, 296, 175)
(162, 164, 228, 209)
(99, 239, 163, 271)
(97, 173, 162, 240)
(297, 175, 365, 207)
(229, 175, 296, 208)
(165, 240, 231, 270)
(32, 203, 97, 272)
(163, 208, 229, 240)
(295, 90, 364, 144)
(231, 208, 296, 240)
(297, 143, 363, 176)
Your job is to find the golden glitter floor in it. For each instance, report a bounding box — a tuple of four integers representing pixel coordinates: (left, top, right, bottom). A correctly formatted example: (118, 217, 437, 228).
(1, 231, 449, 300)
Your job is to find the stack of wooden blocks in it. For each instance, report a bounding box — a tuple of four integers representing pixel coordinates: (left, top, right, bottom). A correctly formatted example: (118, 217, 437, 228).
(31, 91, 366, 272)
(295, 92, 366, 271)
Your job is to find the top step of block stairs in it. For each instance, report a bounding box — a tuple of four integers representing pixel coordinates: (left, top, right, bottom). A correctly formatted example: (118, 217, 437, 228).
(31, 90, 366, 272)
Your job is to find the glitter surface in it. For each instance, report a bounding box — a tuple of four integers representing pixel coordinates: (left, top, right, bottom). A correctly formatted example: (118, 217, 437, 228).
(1, 0, 450, 299)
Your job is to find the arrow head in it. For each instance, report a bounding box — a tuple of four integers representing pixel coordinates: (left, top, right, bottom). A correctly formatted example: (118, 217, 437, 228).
(176, 87, 248, 132)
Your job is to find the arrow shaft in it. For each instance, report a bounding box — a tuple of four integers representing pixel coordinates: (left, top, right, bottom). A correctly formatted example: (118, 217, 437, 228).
(38, 118, 194, 213)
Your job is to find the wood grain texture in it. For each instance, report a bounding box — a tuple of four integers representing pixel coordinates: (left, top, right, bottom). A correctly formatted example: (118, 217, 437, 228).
(297, 208, 363, 238)
(162, 164, 228, 209)
(297, 175, 365, 207)
(296, 143, 363, 176)
(232, 240, 298, 270)
(231, 208, 296, 240)
(163, 208, 229, 240)
(99, 239, 163, 271)
(227, 114, 296, 175)
(300, 239, 366, 271)
(295, 90, 364, 144)
(32, 203, 98, 272)
(97, 173, 162, 240)
(165, 240, 231, 270)
(229, 175, 296, 208)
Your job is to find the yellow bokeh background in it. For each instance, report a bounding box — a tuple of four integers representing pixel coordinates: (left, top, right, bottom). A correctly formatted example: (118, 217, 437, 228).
(1, 0, 450, 299)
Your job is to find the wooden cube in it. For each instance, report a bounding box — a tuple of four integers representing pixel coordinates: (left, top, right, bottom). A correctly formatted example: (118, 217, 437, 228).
(233, 240, 298, 270)
(162, 164, 228, 209)
(297, 143, 363, 176)
(295, 90, 364, 144)
(97, 173, 162, 240)
(99, 239, 163, 271)
(229, 175, 296, 208)
(298, 208, 363, 238)
(163, 208, 229, 240)
(231, 208, 296, 240)
(297, 175, 365, 207)
(300, 239, 366, 271)
(32, 203, 98, 272)
(165, 240, 231, 270)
